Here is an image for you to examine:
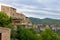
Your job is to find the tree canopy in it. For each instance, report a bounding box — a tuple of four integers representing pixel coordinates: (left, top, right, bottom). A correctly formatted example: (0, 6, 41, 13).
(40, 29, 60, 40)
(0, 11, 12, 27)
(16, 27, 39, 40)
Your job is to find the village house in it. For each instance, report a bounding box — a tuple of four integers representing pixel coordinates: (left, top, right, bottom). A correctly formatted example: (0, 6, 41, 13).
(33, 24, 60, 32)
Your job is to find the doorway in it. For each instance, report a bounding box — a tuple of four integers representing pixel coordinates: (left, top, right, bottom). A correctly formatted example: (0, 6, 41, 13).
(0, 33, 1, 40)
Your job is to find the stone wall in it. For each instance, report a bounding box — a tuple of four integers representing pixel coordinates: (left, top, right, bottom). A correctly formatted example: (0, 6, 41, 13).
(0, 27, 10, 40)
(1, 5, 16, 18)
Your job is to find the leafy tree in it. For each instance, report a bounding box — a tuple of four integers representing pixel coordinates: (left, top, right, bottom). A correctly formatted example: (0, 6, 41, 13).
(40, 29, 60, 40)
(0, 11, 12, 27)
(16, 27, 39, 40)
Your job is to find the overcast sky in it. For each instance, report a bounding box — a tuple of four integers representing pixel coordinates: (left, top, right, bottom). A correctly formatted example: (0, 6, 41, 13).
(0, 0, 60, 19)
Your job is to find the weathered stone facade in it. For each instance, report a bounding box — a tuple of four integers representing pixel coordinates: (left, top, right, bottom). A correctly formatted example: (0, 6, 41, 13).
(0, 5, 32, 26)
(1, 5, 16, 18)
(0, 27, 10, 40)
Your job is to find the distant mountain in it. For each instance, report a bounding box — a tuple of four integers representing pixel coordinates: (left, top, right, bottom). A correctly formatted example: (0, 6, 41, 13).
(29, 17, 60, 25)
(43, 18, 53, 20)
(29, 17, 42, 24)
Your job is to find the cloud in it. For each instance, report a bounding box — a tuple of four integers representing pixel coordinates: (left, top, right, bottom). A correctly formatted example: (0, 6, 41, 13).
(0, 0, 60, 19)
(36, 0, 60, 9)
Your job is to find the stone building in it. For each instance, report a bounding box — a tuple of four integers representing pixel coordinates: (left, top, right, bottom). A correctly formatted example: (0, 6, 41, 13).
(0, 27, 10, 40)
(0, 5, 32, 28)
(12, 13, 32, 26)
(0, 5, 16, 18)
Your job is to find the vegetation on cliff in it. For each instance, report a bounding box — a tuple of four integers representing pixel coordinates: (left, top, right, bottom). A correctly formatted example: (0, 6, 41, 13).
(0, 11, 12, 27)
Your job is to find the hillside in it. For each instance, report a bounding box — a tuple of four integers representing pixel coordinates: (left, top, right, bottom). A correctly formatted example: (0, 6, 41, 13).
(29, 17, 60, 25)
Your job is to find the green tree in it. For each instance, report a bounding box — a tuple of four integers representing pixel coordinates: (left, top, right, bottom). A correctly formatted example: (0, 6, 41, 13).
(16, 27, 39, 40)
(40, 29, 60, 40)
(0, 11, 12, 27)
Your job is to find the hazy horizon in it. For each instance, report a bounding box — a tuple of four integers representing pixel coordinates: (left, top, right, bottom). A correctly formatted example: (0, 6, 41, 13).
(0, 0, 60, 19)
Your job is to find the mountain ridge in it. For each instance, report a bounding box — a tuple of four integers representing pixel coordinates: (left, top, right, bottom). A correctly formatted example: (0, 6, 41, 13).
(29, 17, 60, 25)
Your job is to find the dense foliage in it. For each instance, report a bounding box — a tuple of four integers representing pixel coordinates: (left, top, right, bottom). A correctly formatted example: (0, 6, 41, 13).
(40, 29, 60, 40)
(0, 11, 12, 27)
(11, 26, 60, 40)
(11, 27, 39, 40)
